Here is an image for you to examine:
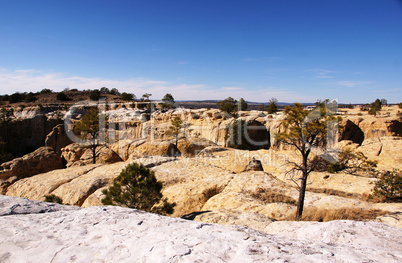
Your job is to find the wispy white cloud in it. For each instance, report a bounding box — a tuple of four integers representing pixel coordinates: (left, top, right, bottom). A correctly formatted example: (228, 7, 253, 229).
(337, 81, 372, 87)
(222, 87, 244, 91)
(305, 69, 337, 79)
(0, 68, 315, 103)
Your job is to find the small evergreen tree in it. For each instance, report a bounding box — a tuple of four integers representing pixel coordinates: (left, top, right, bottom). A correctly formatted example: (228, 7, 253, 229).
(217, 97, 238, 117)
(267, 98, 278, 114)
(56, 92, 70, 101)
(120, 92, 135, 101)
(276, 102, 335, 220)
(89, 89, 101, 101)
(327, 149, 378, 176)
(368, 99, 382, 116)
(100, 87, 110, 94)
(239, 98, 248, 111)
(372, 169, 402, 202)
(109, 88, 121, 96)
(166, 116, 189, 150)
(102, 163, 175, 215)
(8, 92, 24, 103)
(40, 88, 53, 94)
(161, 93, 176, 111)
(74, 108, 106, 164)
(25, 92, 37, 103)
(138, 93, 152, 109)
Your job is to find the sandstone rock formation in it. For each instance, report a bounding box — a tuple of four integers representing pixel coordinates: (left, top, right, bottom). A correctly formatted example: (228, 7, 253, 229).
(61, 143, 122, 167)
(129, 140, 178, 158)
(177, 137, 217, 157)
(45, 124, 72, 155)
(1, 195, 401, 262)
(243, 158, 264, 172)
(6, 156, 175, 206)
(0, 147, 63, 193)
(0, 106, 63, 157)
(2, 105, 402, 241)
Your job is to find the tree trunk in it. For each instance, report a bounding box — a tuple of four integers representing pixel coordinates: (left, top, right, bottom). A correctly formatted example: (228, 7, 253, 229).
(92, 145, 96, 164)
(295, 173, 307, 220)
(295, 151, 309, 221)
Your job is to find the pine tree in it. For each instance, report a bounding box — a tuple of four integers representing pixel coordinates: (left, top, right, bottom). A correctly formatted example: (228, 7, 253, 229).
(102, 163, 175, 215)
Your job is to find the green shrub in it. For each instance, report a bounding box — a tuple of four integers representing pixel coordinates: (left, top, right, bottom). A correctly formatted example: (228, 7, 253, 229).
(44, 194, 63, 204)
(40, 88, 53, 94)
(56, 92, 70, 101)
(217, 97, 238, 117)
(8, 92, 24, 103)
(372, 169, 402, 202)
(25, 92, 37, 102)
(102, 163, 175, 215)
(120, 92, 135, 101)
(89, 89, 101, 101)
(327, 150, 377, 177)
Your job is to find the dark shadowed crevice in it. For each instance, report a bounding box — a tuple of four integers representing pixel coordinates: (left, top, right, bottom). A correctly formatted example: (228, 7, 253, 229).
(388, 120, 402, 137)
(246, 120, 270, 150)
(340, 120, 365, 145)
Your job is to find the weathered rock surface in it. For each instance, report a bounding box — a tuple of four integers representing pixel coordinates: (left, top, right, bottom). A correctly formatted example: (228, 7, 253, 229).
(243, 158, 264, 172)
(177, 137, 217, 157)
(0, 146, 63, 183)
(0, 106, 63, 157)
(0, 195, 401, 262)
(79, 145, 122, 165)
(129, 140, 178, 158)
(152, 159, 235, 217)
(5, 151, 401, 224)
(61, 143, 87, 164)
(61, 143, 122, 167)
(44, 124, 72, 155)
(194, 208, 277, 233)
(108, 139, 147, 161)
(6, 164, 102, 202)
(371, 212, 402, 228)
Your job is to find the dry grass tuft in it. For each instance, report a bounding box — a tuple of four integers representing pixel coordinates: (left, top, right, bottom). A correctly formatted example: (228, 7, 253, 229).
(307, 187, 388, 203)
(308, 187, 362, 199)
(285, 207, 389, 222)
(244, 187, 296, 205)
(202, 185, 224, 202)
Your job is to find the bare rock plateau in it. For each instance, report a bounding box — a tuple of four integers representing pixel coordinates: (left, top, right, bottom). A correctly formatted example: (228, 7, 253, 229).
(0, 195, 401, 262)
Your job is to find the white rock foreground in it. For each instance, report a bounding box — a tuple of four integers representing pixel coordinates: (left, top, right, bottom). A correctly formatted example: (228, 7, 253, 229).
(0, 196, 401, 263)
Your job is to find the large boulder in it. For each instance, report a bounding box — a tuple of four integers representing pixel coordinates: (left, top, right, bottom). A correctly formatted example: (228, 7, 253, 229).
(45, 124, 72, 155)
(177, 137, 216, 157)
(61, 143, 87, 164)
(0, 147, 63, 194)
(129, 140, 178, 158)
(108, 139, 147, 161)
(0, 147, 63, 181)
(61, 143, 122, 167)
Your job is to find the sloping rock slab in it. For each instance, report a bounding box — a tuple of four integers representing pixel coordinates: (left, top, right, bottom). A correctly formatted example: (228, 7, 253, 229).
(0, 147, 63, 180)
(0, 195, 401, 262)
(0, 195, 79, 216)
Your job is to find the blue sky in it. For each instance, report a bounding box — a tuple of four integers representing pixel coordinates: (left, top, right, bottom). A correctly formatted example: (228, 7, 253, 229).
(0, 0, 401, 103)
